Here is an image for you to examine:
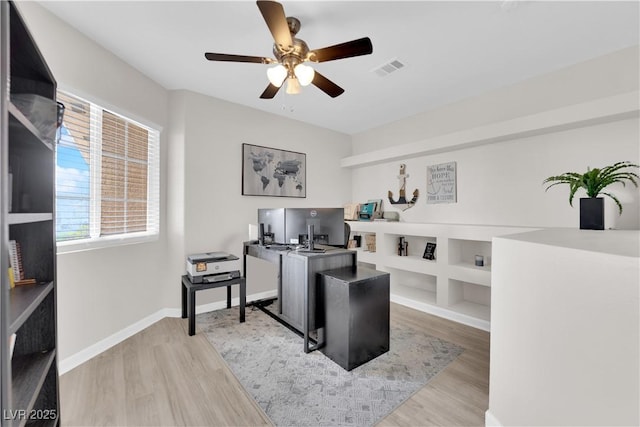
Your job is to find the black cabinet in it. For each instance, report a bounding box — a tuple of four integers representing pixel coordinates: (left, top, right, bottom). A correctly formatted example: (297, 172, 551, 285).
(1, 1, 60, 425)
(318, 266, 390, 371)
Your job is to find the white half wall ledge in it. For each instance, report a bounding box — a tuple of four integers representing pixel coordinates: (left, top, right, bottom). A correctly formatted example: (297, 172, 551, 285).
(341, 91, 640, 168)
(58, 289, 277, 375)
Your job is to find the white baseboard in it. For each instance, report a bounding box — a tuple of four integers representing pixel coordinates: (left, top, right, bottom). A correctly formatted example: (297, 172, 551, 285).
(390, 293, 491, 332)
(59, 289, 277, 375)
(59, 309, 168, 374)
(485, 410, 503, 427)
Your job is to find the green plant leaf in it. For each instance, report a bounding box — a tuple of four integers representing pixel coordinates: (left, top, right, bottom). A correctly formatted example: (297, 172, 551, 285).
(601, 191, 623, 215)
(568, 180, 583, 207)
(543, 161, 639, 214)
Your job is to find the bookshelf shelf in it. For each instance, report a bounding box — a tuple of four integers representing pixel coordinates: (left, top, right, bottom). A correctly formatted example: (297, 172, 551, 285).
(8, 214, 53, 225)
(8, 103, 54, 152)
(9, 283, 54, 335)
(11, 350, 56, 426)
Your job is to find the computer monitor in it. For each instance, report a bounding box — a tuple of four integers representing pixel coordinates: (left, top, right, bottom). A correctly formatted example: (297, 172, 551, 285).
(257, 208, 345, 247)
(285, 208, 345, 247)
(257, 208, 286, 244)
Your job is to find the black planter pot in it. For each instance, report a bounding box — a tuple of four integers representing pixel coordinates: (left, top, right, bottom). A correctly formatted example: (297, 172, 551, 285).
(580, 197, 604, 230)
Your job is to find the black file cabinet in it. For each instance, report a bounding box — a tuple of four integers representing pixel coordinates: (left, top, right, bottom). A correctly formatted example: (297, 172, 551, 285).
(318, 266, 390, 371)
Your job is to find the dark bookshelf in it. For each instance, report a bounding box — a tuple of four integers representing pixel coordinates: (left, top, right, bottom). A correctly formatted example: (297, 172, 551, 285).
(1, 1, 60, 425)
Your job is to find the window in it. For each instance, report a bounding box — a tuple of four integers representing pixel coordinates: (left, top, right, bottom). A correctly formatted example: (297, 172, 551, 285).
(55, 91, 159, 251)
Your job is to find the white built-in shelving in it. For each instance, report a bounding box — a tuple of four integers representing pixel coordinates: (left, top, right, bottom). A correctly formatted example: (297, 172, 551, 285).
(347, 221, 536, 331)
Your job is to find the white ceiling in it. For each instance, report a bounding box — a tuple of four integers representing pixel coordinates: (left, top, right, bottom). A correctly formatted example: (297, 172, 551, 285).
(38, 1, 639, 135)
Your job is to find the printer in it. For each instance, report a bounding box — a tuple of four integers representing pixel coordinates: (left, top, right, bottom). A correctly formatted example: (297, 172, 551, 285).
(186, 252, 241, 284)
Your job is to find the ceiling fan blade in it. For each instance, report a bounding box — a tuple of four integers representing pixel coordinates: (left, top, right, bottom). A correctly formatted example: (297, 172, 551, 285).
(257, 1, 294, 52)
(260, 83, 282, 99)
(205, 53, 271, 64)
(312, 72, 344, 98)
(309, 37, 373, 63)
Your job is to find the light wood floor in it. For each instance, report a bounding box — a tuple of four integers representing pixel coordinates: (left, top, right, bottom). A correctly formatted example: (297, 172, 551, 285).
(60, 303, 490, 426)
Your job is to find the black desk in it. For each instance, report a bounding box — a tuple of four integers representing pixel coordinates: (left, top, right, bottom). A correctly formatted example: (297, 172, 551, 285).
(243, 243, 356, 353)
(181, 275, 246, 336)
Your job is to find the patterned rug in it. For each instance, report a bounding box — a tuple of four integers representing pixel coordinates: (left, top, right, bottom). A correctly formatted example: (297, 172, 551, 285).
(198, 305, 463, 427)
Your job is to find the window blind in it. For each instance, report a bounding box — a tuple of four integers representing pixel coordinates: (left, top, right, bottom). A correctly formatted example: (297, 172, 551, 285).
(55, 91, 160, 245)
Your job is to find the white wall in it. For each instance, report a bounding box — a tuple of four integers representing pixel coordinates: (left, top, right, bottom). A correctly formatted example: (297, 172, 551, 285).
(352, 118, 639, 228)
(17, 2, 171, 361)
(490, 230, 639, 426)
(350, 47, 640, 230)
(170, 90, 352, 305)
(351, 46, 639, 155)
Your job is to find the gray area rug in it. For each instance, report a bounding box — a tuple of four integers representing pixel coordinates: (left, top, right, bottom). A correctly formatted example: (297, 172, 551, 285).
(198, 306, 463, 427)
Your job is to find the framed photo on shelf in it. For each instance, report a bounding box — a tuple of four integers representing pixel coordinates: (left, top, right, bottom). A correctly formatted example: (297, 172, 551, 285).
(242, 143, 306, 198)
(423, 242, 437, 260)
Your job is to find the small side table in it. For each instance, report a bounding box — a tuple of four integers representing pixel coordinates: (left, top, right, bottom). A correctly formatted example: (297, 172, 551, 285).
(181, 274, 246, 336)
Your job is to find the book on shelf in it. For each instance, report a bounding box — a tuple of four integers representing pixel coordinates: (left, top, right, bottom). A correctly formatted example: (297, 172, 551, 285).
(7, 267, 15, 288)
(8, 240, 22, 281)
(8, 240, 35, 286)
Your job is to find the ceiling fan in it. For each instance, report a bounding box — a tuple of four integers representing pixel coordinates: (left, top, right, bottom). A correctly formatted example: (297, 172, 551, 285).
(204, 0, 373, 99)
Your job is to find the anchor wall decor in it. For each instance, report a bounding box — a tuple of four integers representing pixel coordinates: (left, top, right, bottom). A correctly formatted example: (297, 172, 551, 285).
(388, 164, 419, 211)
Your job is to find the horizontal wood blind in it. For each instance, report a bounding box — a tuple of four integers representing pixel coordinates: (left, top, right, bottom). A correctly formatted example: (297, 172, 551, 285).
(101, 111, 148, 235)
(55, 91, 159, 244)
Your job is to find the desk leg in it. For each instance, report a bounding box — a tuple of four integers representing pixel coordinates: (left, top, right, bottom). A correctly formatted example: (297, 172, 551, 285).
(303, 265, 310, 353)
(226, 286, 232, 309)
(240, 279, 246, 323)
(181, 281, 187, 319)
(188, 289, 196, 336)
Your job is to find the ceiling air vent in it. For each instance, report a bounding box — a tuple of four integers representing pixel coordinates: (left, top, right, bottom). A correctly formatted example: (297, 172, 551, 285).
(372, 59, 405, 77)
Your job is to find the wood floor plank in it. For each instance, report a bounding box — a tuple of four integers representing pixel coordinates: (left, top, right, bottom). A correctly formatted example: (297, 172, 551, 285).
(60, 303, 489, 426)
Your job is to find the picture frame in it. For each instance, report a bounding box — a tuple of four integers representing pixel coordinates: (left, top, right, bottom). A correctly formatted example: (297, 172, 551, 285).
(427, 161, 457, 204)
(423, 242, 437, 260)
(242, 143, 306, 198)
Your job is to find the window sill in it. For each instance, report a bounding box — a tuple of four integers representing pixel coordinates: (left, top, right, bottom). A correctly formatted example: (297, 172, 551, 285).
(56, 232, 159, 254)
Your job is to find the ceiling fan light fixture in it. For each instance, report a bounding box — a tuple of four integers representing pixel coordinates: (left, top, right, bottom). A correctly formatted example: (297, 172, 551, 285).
(204, 1, 373, 99)
(267, 64, 287, 87)
(294, 63, 315, 86)
(286, 77, 301, 94)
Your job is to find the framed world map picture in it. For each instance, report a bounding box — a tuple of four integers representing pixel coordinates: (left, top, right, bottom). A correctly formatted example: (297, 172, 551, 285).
(242, 143, 306, 198)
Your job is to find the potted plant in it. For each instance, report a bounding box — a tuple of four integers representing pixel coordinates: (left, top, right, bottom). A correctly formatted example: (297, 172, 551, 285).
(543, 161, 639, 230)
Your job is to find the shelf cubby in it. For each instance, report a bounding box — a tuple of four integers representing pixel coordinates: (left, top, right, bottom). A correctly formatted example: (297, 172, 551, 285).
(383, 233, 436, 256)
(9, 221, 55, 284)
(447, 279, 491, 321)
(448, 238, 492, 268)
(9, 283, 54, 336)
(11, 351, 56, 424)
(386, 267, 437, 306)
(8, 103, 55, 151)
